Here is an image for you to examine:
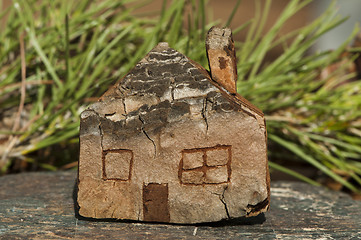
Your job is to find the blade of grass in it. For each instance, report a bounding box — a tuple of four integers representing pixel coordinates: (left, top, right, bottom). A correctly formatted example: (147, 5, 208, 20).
(269, 161, 321, 186)
(225, 0, 241, 27)
(65, 14, 70, 85)
(269, 134, 360, 193)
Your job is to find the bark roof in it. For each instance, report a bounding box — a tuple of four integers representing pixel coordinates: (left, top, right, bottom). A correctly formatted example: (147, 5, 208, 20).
(81, 43, 264, 139)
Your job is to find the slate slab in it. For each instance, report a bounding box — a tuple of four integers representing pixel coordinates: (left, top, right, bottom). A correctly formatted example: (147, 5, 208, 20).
(0, 171, 360, 239)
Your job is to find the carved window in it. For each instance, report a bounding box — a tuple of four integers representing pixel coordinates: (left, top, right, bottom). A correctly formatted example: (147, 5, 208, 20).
(179, 145, 231, 185)
(102, 149, 133, 181)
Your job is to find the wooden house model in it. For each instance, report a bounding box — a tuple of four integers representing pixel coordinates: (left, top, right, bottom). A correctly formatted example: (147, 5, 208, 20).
(77, 27, 270, 223)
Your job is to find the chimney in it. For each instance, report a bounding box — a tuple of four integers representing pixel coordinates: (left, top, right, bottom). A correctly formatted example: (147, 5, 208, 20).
(206, 27, 237, 94)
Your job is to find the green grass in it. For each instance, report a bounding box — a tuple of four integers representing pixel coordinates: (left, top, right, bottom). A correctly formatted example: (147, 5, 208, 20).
(0, 0, 360, 193)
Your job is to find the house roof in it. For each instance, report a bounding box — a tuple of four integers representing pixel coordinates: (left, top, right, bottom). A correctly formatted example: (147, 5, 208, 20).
(101, 42, 219, 102)
(84, 42, 264, 139)
(101, 42, 262, 114)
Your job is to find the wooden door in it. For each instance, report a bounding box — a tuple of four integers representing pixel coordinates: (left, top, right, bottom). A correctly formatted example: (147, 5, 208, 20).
(143, 183, 170, 222)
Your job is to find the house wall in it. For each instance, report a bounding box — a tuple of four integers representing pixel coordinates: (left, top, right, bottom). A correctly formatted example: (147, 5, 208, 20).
(160, 110, 268, 222)
(78, 106, 268, 223)
(78, 110, 141, 219)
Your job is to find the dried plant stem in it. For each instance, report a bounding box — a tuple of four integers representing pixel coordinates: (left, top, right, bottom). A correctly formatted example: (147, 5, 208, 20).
(1, 32, 27, 167)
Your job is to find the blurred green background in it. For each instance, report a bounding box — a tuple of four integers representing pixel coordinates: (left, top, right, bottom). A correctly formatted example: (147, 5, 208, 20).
(1, 0, 361, 197)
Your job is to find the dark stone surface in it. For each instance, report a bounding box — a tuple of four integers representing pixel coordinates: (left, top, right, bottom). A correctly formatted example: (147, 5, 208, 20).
(0, 171, 360, 239)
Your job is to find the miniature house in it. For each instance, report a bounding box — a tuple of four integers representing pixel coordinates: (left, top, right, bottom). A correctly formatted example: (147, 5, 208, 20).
(77, 27, 270, 224)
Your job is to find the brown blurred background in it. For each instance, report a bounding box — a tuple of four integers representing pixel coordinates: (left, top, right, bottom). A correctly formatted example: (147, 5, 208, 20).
(3, 0, 360, 54)
(1, 0, 314, 48)
(135, 0, 315, 59)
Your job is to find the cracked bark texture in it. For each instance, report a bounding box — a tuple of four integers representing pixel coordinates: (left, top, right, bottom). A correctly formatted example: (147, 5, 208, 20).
(78, 41, 270, 223)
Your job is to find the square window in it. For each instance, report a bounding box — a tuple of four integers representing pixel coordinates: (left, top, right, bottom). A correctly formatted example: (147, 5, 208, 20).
(103, 150, 132, 180)
(204, 166, 228, 183)
(206, 148, 229, 166)
(181, 171, 204, 184)
(182, 151, 204, 170)
(179, 145, 231, 185)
